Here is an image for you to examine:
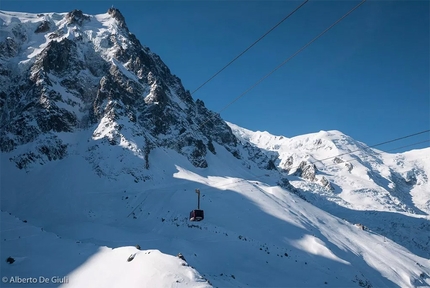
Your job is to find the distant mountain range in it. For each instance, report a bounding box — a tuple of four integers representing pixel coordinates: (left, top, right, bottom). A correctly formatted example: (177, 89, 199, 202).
(228, 122, 430, 258)
(1, 8, 429, 287)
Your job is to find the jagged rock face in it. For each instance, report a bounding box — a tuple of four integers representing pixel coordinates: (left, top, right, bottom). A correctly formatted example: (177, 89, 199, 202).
(0, 8, 277, 176)
(34, 21, 50, 33)
(0, 37, 19, 58)
(333, 157, 353, 171)
(294, 161, 317, 181)
(107, 8, 127, 29)
(285, 156, 293, 167)
(66, 10, 90, 26)
(319, 176, 334, 191)
(280, 155, 334, 190)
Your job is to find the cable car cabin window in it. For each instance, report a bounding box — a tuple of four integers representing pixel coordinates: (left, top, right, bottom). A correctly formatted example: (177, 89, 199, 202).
(189, 209, 204, 221)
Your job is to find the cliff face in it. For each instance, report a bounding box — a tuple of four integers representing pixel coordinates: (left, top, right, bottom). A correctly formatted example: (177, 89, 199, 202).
(0, 9, 279, 176)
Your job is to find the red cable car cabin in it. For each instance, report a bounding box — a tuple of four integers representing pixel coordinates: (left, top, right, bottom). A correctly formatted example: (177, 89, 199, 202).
(189, 189, 204, 221)
(189, 209, 204, 221)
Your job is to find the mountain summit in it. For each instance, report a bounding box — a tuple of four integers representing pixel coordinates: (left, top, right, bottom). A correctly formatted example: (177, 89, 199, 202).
(0, 8, 276, 174)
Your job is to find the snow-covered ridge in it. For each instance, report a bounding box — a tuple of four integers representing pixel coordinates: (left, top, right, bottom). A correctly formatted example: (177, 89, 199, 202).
(0, 8, 248, 172)
(227, 122, 430, 258)
(227, 121, 289, 150)
(227, 122, 430, 213)
(0, 9, 123, 73)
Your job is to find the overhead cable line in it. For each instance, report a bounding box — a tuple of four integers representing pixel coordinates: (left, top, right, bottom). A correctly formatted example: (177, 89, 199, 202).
(115, 4, 311, 197)
(216, 0, 367, 115)
(319, 139, 430, 171)
(385, 139, 430, 153)
(191, 0, 309, 95)
(126, 131, 429, 218)
(200, 129, 429, 182)
(199, 138, 430, 192)
(196, 0, 366, 133)
(139, 2, 309, 156)
(219, 130, 427, 181)
(311, 129, 430, 166)
(119, 0, 369, 205)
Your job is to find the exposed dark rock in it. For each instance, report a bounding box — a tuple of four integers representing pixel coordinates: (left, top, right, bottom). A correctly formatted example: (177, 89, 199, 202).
(66, 10, 90, 26)
(38, 38, 81, 74)
(277, 177, 295, 192)
(48, 32, 59, 39)
(9, 137, 67, 169)
(0, 37, 19, 58)
(10, 152, 37, 169)
(36, 108, 77, 133)
(127, 253, 136, 262)
(345, 162, 353, 172)
(0, 8, 290, 175)
(266, 159, 277, 170)
(107, 8, 127, 29)
(294, 161, 317, 181)
(320, 176, 334, 191)
(177, 253, 186, 261)
(194, 99, 237, 147)
(35, 21, 50, 33)
(144, 138, 151, 169)
(333, 157, 353, 171)
(12, 24, 28, 43)
(207, 140, 216, 154)
(37, 141, 68, 161)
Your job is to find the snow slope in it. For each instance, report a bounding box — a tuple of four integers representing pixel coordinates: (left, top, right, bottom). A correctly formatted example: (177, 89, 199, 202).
(0, 211, 210, 288)
(227, 122, 430, 215)
(1, 141, 430, 287)
(228, 122, 430, 259)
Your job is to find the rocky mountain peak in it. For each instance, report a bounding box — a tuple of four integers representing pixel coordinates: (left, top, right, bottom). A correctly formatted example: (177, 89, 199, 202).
(107, 7, 127, 29)
(66, 9, 90, 26)
(0, 9, 280, 181)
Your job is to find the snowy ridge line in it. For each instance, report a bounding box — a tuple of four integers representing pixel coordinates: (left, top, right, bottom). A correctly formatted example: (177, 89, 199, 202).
(315, 138, 430, 171)
(385, 139, 430, 153)
(247, 129, 429, 173)
(308, 129, 430, 166)
(228, 121, 430, 257)
(0, 8, 273, 176)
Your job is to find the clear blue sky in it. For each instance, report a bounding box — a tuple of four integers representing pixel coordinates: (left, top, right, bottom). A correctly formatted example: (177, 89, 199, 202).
(1, 0, 429, 152)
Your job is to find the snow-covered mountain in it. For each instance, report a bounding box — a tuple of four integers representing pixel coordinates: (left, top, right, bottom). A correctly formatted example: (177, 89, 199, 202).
(1, 8, 429, 288)
(0, 8, 277, 173)
(228, 122, 430, 258)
